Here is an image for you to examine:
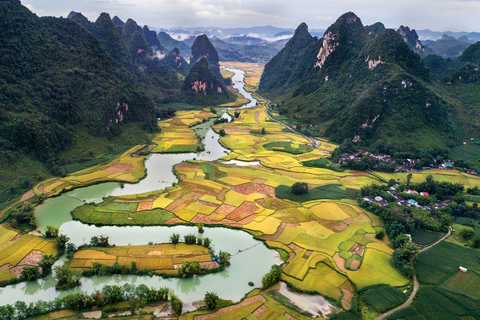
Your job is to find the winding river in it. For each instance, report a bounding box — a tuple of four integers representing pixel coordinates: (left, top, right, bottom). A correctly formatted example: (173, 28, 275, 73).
(0, 68, 336, 317)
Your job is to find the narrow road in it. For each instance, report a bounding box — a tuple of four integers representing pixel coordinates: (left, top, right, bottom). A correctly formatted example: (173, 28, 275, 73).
(375, 227, 452, 320)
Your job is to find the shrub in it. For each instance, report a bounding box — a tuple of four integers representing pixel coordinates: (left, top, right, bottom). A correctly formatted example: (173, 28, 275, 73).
(184, 234, 197, 244)
(291, 182, 308, 195)
(170, 233, 180, 244)
(205, 292, 219, 309)
(262, 265, 282, 289)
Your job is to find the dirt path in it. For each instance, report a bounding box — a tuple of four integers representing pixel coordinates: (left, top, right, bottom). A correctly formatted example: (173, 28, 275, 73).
(375, 227, 451, 320)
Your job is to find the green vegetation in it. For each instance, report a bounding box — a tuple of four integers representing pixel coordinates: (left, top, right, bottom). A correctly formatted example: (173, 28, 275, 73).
(204, 292, 219, 309)
(415, 241, 480, 284)
(264, 141, 314, 155)
(276, 184, 350, 201)
(259, 13, 480, 149)
(54, 261, 81, 290)
(388, 286, 480, 320)
(262, 265, 282, 289)
(362, 285, 407, 312)
(412, 230, 443, 246)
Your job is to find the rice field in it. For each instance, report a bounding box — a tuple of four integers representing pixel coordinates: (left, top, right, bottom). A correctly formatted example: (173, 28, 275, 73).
(74, 157, 409, 296)
(70, 243, 211, 273)
(0, 225, 58, 281)
(151, 109, 217, 153)
(34, 145, 147, 196)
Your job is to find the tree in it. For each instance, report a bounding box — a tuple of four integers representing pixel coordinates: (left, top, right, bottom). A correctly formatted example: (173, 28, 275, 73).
(38, 254, 56, 274)
(45, 225, 59, 238)
(261, 127, 266, 134)
(219, 129, 226, 137)
(291, 182, 308, 195)
(169, 292, 183, 315)
(184, 234, 197, 244)
(203, 237, 211, 248)
(128, 295, 139, 315)
(388, 179, 396, 187)
(90, 236, 99, 247)
(179, 260, 201, 278)
(103, 285, 123, 304)
(98, 235, 110, 247)
(197, 222, 204, 233)
(54, 261, 81, 290)
(460, 229, 476, 240)
(218, 251, 231, 266)
(91, 290, 105, 307)
(375, 230, 385, 240)
(170, 233, 180, 245)
(21, 266, 41, 281)
(56, 234, 70, 251)
(406, 173, 412, 186)
(204, 292, 219, 309)
(262, 265, 282, 289)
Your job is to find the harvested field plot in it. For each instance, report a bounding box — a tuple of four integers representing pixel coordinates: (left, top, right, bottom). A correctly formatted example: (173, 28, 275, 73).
(34, 145, 147, 196)
(71, 243, 211, 273)
(0, 225, 57, 281)
(152, 110, 217, 153)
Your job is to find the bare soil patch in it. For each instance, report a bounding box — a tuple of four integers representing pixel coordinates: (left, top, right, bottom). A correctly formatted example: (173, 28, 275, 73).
(303, 251, 312, 259)
(227, 202, 257, 221)
(332, 222, 348, 231)
(19, 250, 43, 266)
(20, 190, 35, 202)
(333, 253, 348, 273)
(339, 281, 355, 309)
(215, 204, 236, 214)
(102, 163, 134, 174)
(288, 243, 302, 251)
(252, 305, 268, 317)
(284, 313, 299, 320)
(255, 111, 259, 124)
(200, 261, 219, 269)
(238, 214, 258, 225)
(147, 251, 162, 256)
(233, 183, 275, 196)
(11, 234, 22, 242)
(350, 259, 361, 270)
(348, 244, 365, 256)
(137, 201, 153, 211)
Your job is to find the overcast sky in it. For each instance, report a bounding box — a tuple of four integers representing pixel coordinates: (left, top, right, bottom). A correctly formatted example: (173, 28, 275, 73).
(23, 0, 480, 32)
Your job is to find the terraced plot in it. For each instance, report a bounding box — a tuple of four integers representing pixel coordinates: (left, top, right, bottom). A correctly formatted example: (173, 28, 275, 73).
(0, 225, 57, 282)
(152, 109, 218, 153)
(34, 145, 147, 197)
(73, 159, 408, 297)
(71, 243, 214, 275)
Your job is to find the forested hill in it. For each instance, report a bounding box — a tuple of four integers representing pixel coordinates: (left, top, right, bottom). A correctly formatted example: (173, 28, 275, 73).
(0, 0, 161, 197)
(259, 12, 480, 148)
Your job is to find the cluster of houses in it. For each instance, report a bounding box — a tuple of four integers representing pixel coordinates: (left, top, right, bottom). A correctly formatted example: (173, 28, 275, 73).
(363, 187, 456, 217)
(338, 151, 478, 175)
(339, 151, 395, 167)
